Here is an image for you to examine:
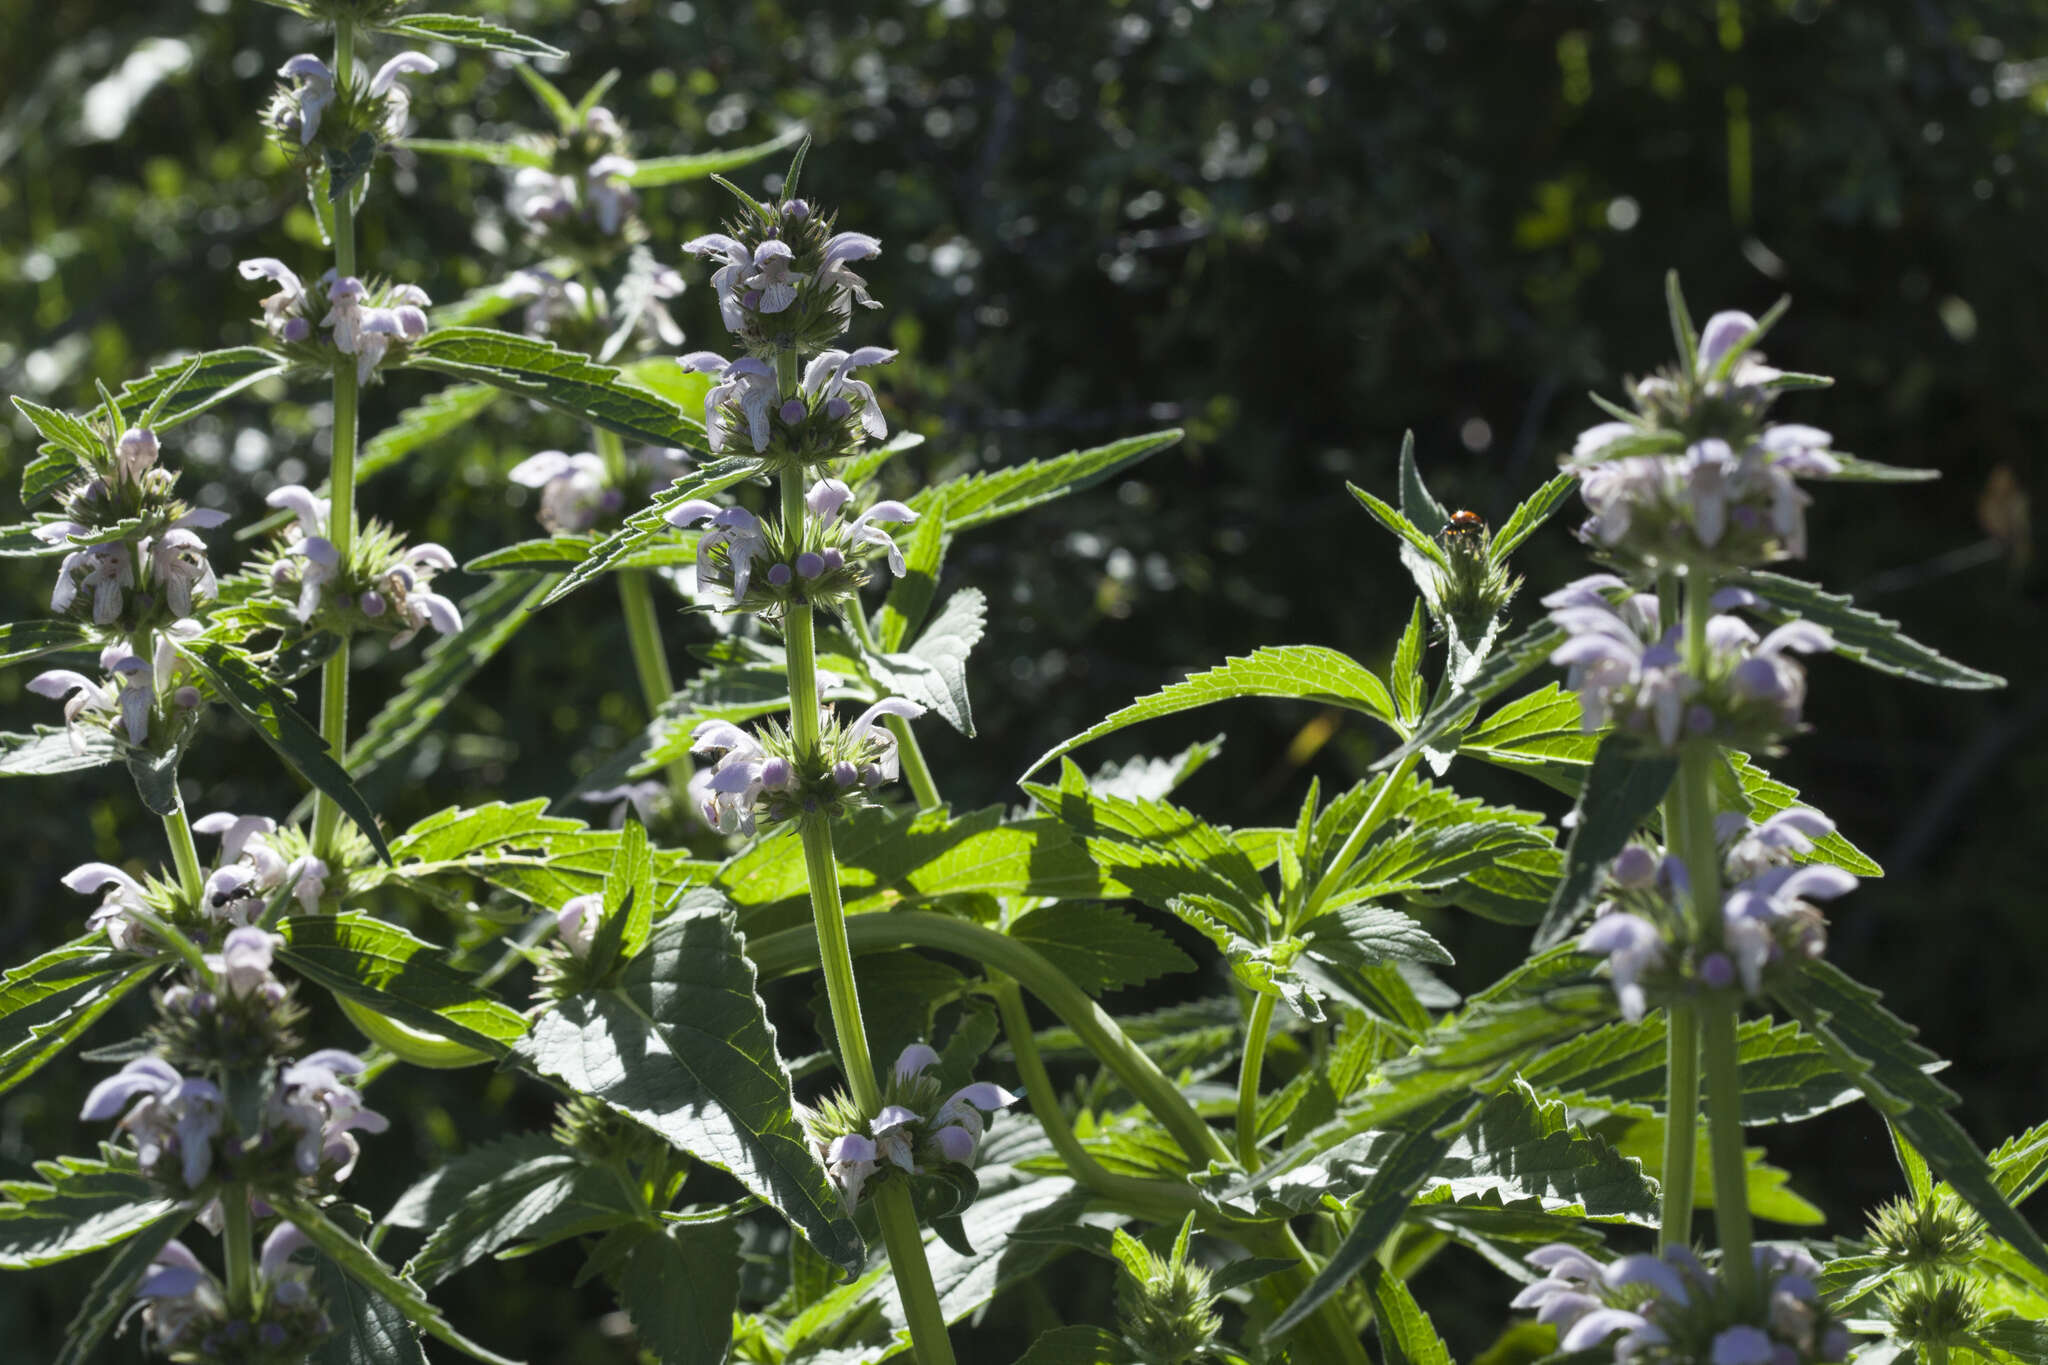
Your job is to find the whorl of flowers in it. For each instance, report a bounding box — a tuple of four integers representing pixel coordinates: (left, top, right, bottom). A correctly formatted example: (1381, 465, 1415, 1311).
(686, 697, 926, 835)
(504, 252, 685, 362)
(664, 476, 916, 617)
(681, 194, 882, 358)
(238, 261, 432, 384)
(1512, 1241, 1851, 1364)
(1563, 306, 1843, 572)
(132, 1225, 331, 1362)
(1579, 807, 1855, 1020)
(679, 345, 895, 468)
(1545, 576, 1833, 752)
(802, 1043, 1020, 1212)
(256, 486, 462, 646)
(264, 49, 436, 158)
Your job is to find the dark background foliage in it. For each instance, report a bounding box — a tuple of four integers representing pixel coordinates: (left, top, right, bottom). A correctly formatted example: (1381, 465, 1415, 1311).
(0, 0, 2042, 1358)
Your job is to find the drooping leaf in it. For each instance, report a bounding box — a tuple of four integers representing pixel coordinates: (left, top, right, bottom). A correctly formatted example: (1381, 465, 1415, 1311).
(396, 1137, 636, 1285)
(378, 14, 567, 57)
(627, 124, 809, 186)
(175, 639, 390, 863)
(1729, 569, 2004, 690)
(514, 893, 864, 1269)
(1010, 903, 1196, 996)
(311, 1240, 431, 1365)
(1023, 645, 1398, 780)
(0, 1150, 183, 1268)
(912, 429, 1182, 533)
(277, 913, 527, 1057)
(598, 1221, 742, 1365)
(864, 588, 986, 736)
(0, 725, 120, 776)
(1718, 749, 1881, 877)
(53, 1201, 196, 1365)
(539, 457, 761, 603)
(271, 1191, 525, 1365)
(404, 329, 706, 450)
(1772, 957, 2048, 1272)
(0, 941, 162, 1094)
(374, 800, 710, 910)
(1534, 736, 1676, 949)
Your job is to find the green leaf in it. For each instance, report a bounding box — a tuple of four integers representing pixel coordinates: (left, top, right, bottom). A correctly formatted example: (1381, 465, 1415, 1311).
(1027, 767, 1270, 923)
(1351, 483, 1450, 572)
(1818, 454, 1940, 483)
(1377, 615, 1567, 774)
(1978, 1319, 2048, 1363)
(1611, 1116, 1825, 1225)
(1534, 736, 1676, 949)
(380, 14, 567, 57)
(1772, 957, 2048, 1273)
(539, 457, 761, 604)
(404, 329, 707, 450)
(20, 451, 82, 506)
(584, 817, 655, 979)
(627, 124, 809, 186)
(1890, 1121, 1935, 1203)
(114, 347, 287, 432)
(1665, 270, 1699, 374)
(1729, 569, 2004, 690)
(1391, 600, 1427, 725)
(873, 507, 945, 652)
(0, 1151, 183, 1268)
(325, 131, 380, 204)
(1454, 683, 1596, 789)
(866, 588, 985, 736)
(271, 1191, 525, 1365)
(1989, 1118, 2048, 1205)
(1010, 903, 1195, 995)
(1023, 645, 1398, 779)
(1397, 431, 1453, 532)
(1489, 473, 1577, 563)
(1718, 750, 1882, 878)
(278, 913, 527, 1057)
(175, 639, 390, 863)
(0, 725, 119, 776)
(514, 893, 864, 1270)
(1012, 1325, 1129, 1364)
(0, 941, 161, 1094)
(311, 1240, 430, 1365)
(397, 1138, 636, 1285)
(462, 536, 599, 573)
(1363, 1259, 1453, 1365)
(54, 1201, 196, 1365)
(374, 800, 710, 910)
(11, 397, 102, 464)
(599, 1221, 741, 1365)
(912, 429, 1182, 533)
(0, 619, 95, 668)
(347, 573, 551, 781)
(513, 62, 576, 129)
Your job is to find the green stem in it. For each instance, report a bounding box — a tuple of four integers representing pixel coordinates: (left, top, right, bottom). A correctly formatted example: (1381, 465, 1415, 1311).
(161, 800, 206, 912)
(126, 906, 214, 984)
(872, 1182, 958, 1365)
(222, 1189, 255, 1314)
(888, 715, 940, 810)
(797, 815, 878, 1112)
(752, 911, 1230, 1167)
(1700, 1002, 1754, 1299)
(1303, 751, 1419, 922)
(1235, 992, 1277, 1168)
(1659, 1004, 1700, 1250)
(311, 186, 359, 860)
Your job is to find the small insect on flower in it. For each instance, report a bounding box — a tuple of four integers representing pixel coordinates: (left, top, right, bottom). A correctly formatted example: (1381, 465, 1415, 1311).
(1441, 508, 1487, 542)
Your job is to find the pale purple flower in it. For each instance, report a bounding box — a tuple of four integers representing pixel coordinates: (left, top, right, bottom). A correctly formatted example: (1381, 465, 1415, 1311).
(1698, 310, 1759, 376)
(665, 499, 770, 600)
(504, 266, 591, 335)
(1580, 912, 1664, 1021)
(144, 529, 217, 618)
(806, 477, 855, 523)
(1572, 421, 1637, 461)
(368, 52, 437, 136)
(744, 239, 798, 313)
(581, 781, 666, 829)
(679, 351, 776, 453)
(688, 719, 771, 833)
(825, 1133, 877, 1210)
(1682, 439, 1739, 547)
(680, 233, 753, 331)
(203, 864, 263, 926)
(930, 1079, 1021, 1144)
(322, 275, 368, 354)
(1605, 1255, 1692, 1306)
(275, 1049, 386, 1180)
(208, 928, 284, 998)
(83, 1055, 222, 1188)
(277, 55, 334, 145)
(510, 450, 614, 533)
(50, 542, 134, 624)
(800, 346, 896, 441)
(1728, 621, 1833, 726)
(1712, 1326, 1778, 1365)
(846, 499, 918, 577)
(63, 861, 154, 950)
(894, 1043, 941, 1081)
(1563, 1308, 1667, 1359)
(818, 231, 882, 314)
(239, 258, 309, 341)
(556, 893, 601, 958)
(29, 668, 121, 753)
(116, 427, 159, 482)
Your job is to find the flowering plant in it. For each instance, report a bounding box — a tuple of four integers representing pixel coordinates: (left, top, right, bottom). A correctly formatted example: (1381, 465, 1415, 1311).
(0, 7, 2040, 1365)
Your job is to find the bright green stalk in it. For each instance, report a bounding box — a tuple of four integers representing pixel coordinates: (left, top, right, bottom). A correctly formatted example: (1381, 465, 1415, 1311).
(222, 1190, 255, 1314)
(161, 799, 206, 911)
(311, 21, 359, 858)
(1655, 570, 1700, 1250)
(1303, 750, 1420, 921)
(1235, 992, 1277, 1168)
(125, 906, 214, 984)
(1679, 568, 1755, 1298)
(872, 1183, 958, 1365)
(888, 715, 940, 810)
(797, 812, 877, 1111)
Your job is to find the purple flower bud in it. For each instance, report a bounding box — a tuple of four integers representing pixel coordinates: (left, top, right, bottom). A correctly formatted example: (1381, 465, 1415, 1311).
(758, 756, 792, 789)
(282, 317, 312, 343)
(1698, 310, 1759, 372)
(932, 1125, 976, 1163)
(1699, 953, 1736, 989)
(1610, 845, 1658, 889)
(820, 548, 844, 571)
(174, 686, 202, 709)
(1709, 1326, 1777, 1365)
(1686, 703, 1715, 735)
(782, 199, 810, 220)
(767, 563, 793, 587)
(359, 590, 386, 617)
(894, 1044, 940, 1080)
(1821, 1327, 1851, 1362)
(795, 552, 825, 579)
(779, 399, 806, 424)
(826, 397, 852, 421)
(833, 761, 858, 786)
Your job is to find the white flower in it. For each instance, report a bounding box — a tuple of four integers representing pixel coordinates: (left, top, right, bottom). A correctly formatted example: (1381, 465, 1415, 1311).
(510, 450, 614, 533)
(680, 233, 753, 331)
(679, 351, 776, 453)
(509, 169, 578, 228)
(800, 346, 896, 441)
(1578, 912, 1664, 1021)
(665, 500, 771, 601)
(62, 862, 154, 950)
(688, 720, 772, 834)
(556, 893, 602, 957)
(383, 545, 463, 648)
(744, 239, 798, 313)
(238, 258, 311, 342)
(277, 55, 334, 146)
(817, 231, 882, 314)
(51, 543, 134, 624)
(586, 155, 638, 235)
(144, 529, 217, 618)
(30, 650, 151, 749)
(823, 1134, 877, 1211)
(206, 928, 285, 999)
(116, 427, 160, 482)
(368, 52, 438, 138)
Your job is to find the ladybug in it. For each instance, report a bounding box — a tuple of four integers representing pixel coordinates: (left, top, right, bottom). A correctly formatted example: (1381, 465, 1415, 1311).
(1441, 509, 1486, 541)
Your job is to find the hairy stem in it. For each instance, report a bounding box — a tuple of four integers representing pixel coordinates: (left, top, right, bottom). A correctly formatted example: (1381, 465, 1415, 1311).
(872, 1182, 959, 1365)
(797, 813, 877, 1111)
(1303, 751, 1419, 921)
(222, 1190, 255, 1314)
(310, 179, 358, 860)
(126, 906, 214, 984)
(1235, 991, 1277, 1168)
(161, 799, 206, 912)
(1679, 568, 1754, 1297)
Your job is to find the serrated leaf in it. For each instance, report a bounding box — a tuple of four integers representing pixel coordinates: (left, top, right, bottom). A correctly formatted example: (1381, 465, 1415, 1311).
(1391, 599, 1428, 725)
(1351, 483, 1450, 572)
(912, 429, 1181, 533)
(374, 800, 710, 909)
(54, 1201, 196, 1365)
(1012, 1325, 1128, 1364)
(326, 131, 380, 203)
(1302, 905, 1453, 971)
(627, 124, 809, 186)
(514, 893, 864, 1270)
(1611, 1116, 1824, 1225)
(1717, 749, 1882, 877)
(513, 61, 575, 128)
(11, 396, 102, 464)
(114, 348, 287, 432)
(405, 329, 707, 450)
(600, 1221, 741, 1365)
(1534, 736, 1676, 949)
(0, 941, 161, 1094)
(0, 619, 95, 667)
(540, 457, 760, 603)
(872, 507, 945, 653)
(1397, 432, 1453, 531)
(272, 1191, 524, 1365)
(1489, 473, 1577, 564)
(867, 588, 984, 736)
(1772, 957, 2048, 1273)
(403, 1143, 635, 1285)
(1364, 1259, 1452, 1365)
(312, 1242, 430, 1365)
(1819, 454, 1940, 483)
(1024, 645, 1397, 780)
(1010, 902, 1195, 995)
(1377, 615, 1567, 773)
(1730, 569, 2004, 691)
(1989, 1118, 2048, 1205)
(380, 14, 567, 57)
(175, 639, 390, 863)
(1028, 769, 1270, 925)
(0, 1152, 182, 1268)
(584, 817, 654, 978)
(0, 725, 120, 776)
(278, 913, 526, 1057)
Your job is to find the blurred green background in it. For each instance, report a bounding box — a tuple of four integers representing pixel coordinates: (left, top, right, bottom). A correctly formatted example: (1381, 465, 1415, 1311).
(1, 0, 2043, 1358)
